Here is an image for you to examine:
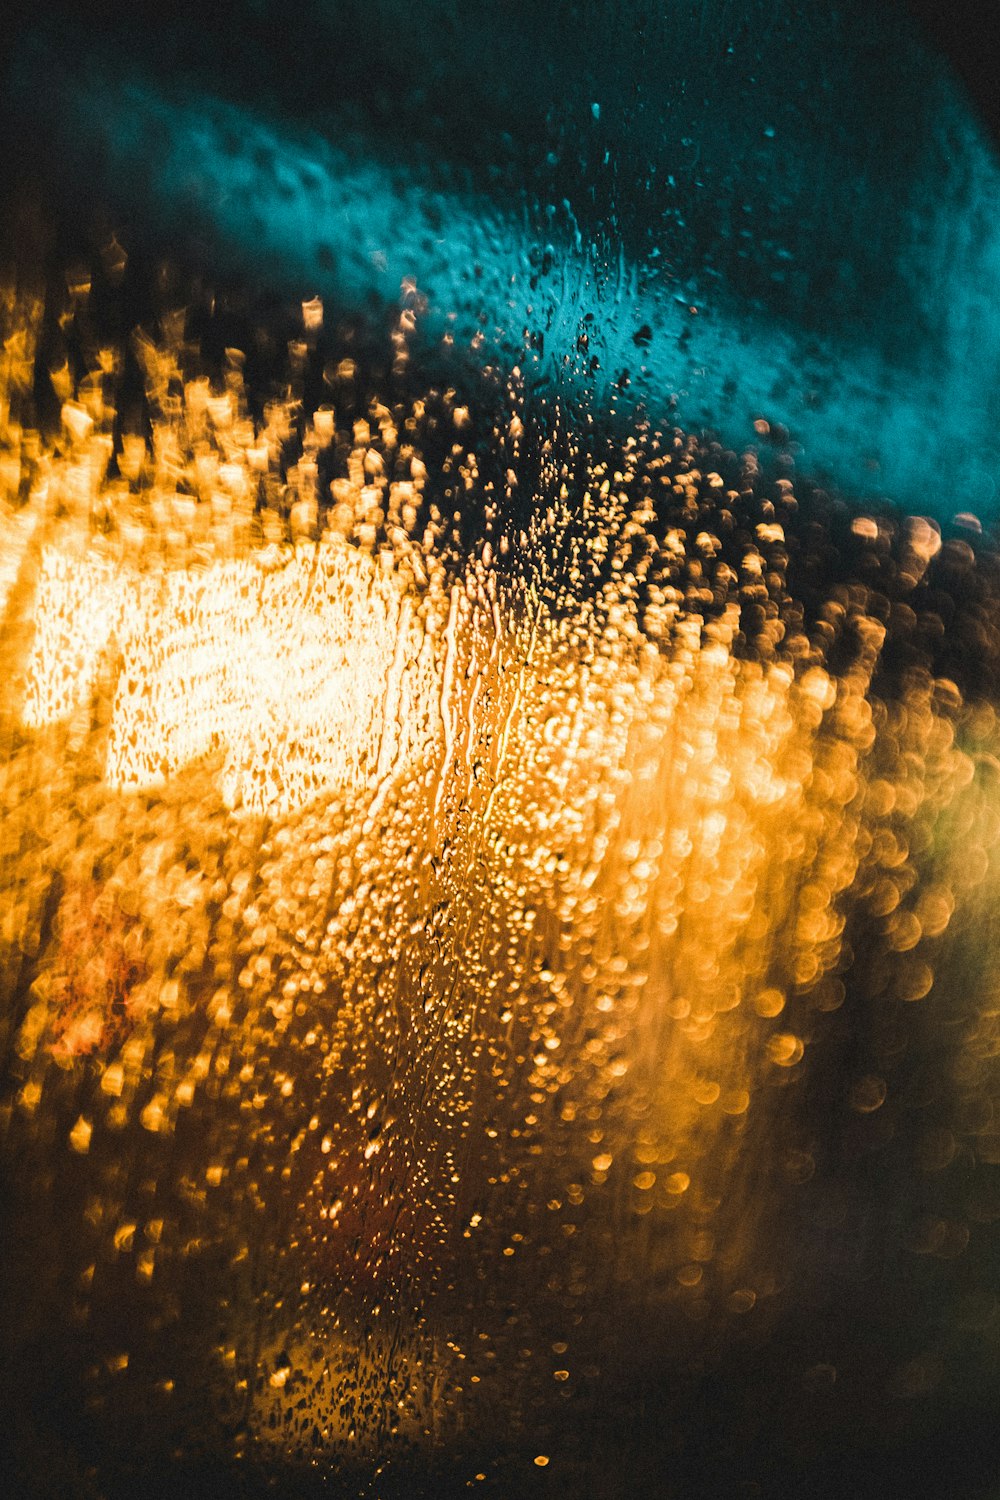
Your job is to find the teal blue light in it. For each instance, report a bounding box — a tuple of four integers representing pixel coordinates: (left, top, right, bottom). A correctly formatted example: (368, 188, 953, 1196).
(38, 67, 1000, 516)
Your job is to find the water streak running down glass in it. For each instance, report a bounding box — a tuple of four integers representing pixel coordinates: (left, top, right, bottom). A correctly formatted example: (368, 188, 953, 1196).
(4, 5, 1000, 1498)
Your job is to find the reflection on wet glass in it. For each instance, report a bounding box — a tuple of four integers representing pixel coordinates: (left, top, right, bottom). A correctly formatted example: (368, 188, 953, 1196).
(6, 3, 1000, 1483)
(3, 248, 1000, 1498)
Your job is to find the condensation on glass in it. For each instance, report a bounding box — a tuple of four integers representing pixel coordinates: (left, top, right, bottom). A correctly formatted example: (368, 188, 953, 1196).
(3, 4, 1000, 1498)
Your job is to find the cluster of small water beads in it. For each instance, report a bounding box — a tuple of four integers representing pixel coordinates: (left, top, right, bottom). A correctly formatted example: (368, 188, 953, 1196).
(4, 273, 1000, 1490)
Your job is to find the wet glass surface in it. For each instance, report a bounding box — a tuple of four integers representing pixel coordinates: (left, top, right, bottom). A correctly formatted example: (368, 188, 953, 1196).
(4, 5, 1000, 1498)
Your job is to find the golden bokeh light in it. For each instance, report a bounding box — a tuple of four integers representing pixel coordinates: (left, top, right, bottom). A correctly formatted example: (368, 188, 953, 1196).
(3, 265, 1000, 1494)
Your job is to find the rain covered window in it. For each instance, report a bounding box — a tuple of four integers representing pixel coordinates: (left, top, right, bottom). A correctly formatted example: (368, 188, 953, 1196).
(4, 4, 1000, 1497)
